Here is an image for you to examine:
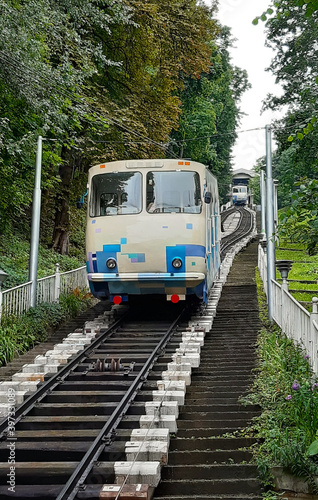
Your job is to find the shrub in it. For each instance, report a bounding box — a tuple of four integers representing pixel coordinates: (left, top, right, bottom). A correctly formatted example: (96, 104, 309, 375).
(0, 291, 93, 367)
(241, 269, 318, 493)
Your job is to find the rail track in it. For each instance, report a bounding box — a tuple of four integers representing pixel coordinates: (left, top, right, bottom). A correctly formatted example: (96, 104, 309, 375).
(0, 300, 193, 499)
(220, 207, 254, 261)
(0, 207, 257, 499)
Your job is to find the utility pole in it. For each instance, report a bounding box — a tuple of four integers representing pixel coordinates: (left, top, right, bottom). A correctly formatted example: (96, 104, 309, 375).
(29, 136, 42, 308)
(273, 179, 279, 246)
(265, 125, 276, 322)
(260, 169, 266, 237)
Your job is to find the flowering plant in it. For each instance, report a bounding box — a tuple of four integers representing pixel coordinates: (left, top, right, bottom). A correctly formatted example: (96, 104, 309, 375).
(241, 324, 318, 492)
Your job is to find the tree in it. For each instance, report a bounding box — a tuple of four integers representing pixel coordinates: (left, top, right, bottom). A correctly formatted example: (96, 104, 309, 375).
(279, 179, 318, 255)
(170, 27, 250, 202)
(251, 1, 318, 209)
(0, 0, 132, 239)
(1, 0, 245, 254)
(253, 0, 318, 23)
(254, 0, 318, 141)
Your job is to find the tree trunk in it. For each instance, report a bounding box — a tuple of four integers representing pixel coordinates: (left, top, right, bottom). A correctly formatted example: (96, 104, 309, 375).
(52, 194, 70, 254)
(52, 148, 73, 255)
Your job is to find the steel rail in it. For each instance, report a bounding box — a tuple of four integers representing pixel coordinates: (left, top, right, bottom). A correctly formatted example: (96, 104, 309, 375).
(220, 206, 237, 225)
(56, 306, 187, 500)
(220, 207, 244, 254)
(220, 207, 254, 260)
(0, 313, 129, 436)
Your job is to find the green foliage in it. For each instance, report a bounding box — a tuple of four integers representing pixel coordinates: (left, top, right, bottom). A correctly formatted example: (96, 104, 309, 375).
(170, 27, 250, 202)
(59, 289, 90, 317)
(308, 439, 318, 457)
(275, 241, 318, 307)
(279, 178, 318, 255)
(0, 0, 132, 230)
(243, 269, 318, 492)
(252, 0, 318, 210)
(0, 232, 85, 289)
(0, 0, 247, 250)
(248, 159, 263, 205)
(248, 330, 318, 492)
(0, 0, 236, 252)
(253, 0, 318, 24)
(0, 292, 93, 367)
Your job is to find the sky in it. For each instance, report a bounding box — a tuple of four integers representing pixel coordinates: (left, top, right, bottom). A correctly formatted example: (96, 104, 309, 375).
(204, 0, 284, 171)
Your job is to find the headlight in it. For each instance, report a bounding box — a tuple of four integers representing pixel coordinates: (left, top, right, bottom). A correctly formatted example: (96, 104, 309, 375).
(106, 258, 117, 269)
(172, 258, 183, 269)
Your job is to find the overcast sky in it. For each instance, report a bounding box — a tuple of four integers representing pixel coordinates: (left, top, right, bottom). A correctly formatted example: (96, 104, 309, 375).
(204, 0, 283, 171)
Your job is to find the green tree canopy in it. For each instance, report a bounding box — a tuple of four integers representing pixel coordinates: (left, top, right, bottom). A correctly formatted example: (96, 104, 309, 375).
(0, 0, 248, 255)
(170, 26, 250, 202)
(279, 178, 318, 255)
(252, 0, 318, 209)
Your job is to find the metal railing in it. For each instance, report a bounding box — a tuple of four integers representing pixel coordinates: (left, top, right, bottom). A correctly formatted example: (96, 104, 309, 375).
(0, 265, 88, 322)
(221, 201, 232, 212)
(258, 245, 318, 373)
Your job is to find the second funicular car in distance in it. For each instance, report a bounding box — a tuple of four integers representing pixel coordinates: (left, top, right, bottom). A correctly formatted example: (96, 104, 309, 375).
(232, 184, 248, 206)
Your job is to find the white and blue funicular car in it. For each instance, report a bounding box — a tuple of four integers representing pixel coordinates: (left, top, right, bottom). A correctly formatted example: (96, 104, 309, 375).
(232, 184, 248, 206)
(86, 159, 221, 304)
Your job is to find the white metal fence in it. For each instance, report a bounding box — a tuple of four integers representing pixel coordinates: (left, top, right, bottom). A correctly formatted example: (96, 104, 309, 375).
(258, 245, 318, 373)
(0, 265, 88, 321)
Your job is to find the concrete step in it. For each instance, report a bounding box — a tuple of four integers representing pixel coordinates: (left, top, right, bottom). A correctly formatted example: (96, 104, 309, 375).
(178, 410, 257, 421)
(177, 419, 251, 429)
(173, 427, 250, 438)
(153, 496, 263, 500)
(154, 478, 263, 496)
(186, 381, 253, 389)
(161, 464, 258, 480)
(177, 404, 259, 413)
(184, 391, 250, 400)
(169, 437, 256, 452)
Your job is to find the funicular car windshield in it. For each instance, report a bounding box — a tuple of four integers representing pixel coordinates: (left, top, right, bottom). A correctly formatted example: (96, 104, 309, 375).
(90, 172, 142, 216)
(146, 171, 202, 213)
(233, 186, 247, 193)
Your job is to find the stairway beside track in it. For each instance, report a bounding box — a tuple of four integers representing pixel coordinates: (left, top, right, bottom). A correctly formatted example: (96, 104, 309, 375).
(153, 240, 264, 500)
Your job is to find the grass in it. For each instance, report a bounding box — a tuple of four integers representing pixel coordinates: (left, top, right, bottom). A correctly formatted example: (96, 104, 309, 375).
(291, 292, 318, 304)
(278, 241, 305, 250)
(276, 249, 318, 262)
(275, 241, 318, 307)
(288, 283, 318, 291)
(0, 217, 91, 367)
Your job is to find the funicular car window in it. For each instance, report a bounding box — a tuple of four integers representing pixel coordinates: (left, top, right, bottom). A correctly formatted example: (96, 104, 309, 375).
(90, 172, 142, 216)
(146, 171, 201, 213)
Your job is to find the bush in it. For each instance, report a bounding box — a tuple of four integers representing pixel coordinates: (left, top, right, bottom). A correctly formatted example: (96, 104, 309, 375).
(0, 232, 85, 290)
(0, 291, 93, 367)
(278, 179, 318, 256)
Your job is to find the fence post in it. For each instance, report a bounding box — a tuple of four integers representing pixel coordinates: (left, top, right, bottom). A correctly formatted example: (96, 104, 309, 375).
(280, 278, 289, 335)
(0, 270, 8, 323)
(0, 288, 2, 324)
(259, 241, 267, 295)
(276, 261, 293, 336)
(54, 263, 60, 302)
(310, 297, 318, 373)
